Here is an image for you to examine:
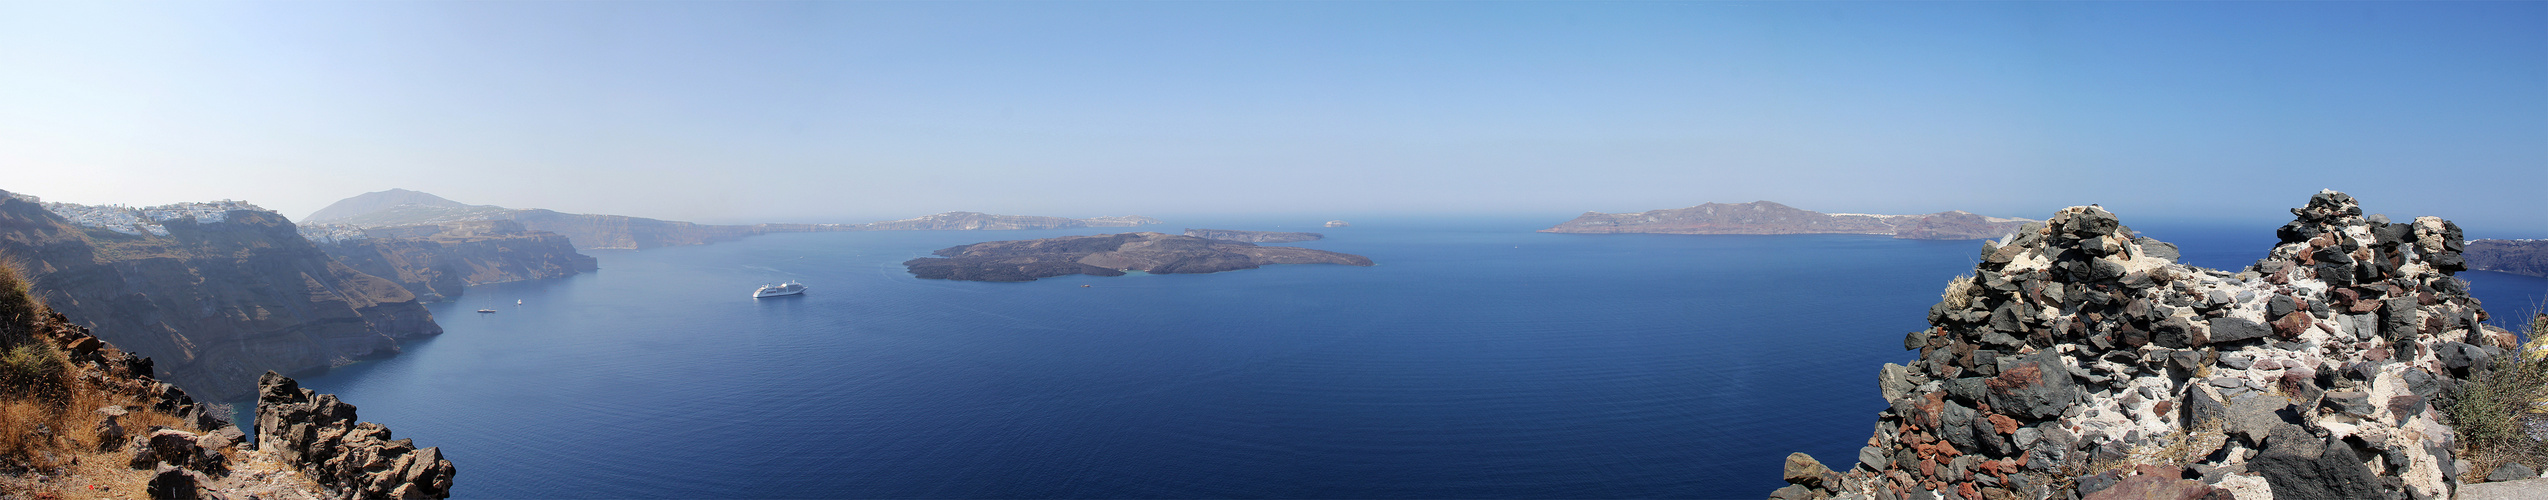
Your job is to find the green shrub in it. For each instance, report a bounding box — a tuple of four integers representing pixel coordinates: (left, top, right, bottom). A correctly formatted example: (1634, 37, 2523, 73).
(2445, 313, 2548, 481)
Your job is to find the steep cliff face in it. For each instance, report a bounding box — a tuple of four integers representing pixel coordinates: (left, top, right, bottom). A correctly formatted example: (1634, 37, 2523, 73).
(1772, 191, 2507, 500)
(2464, 239, 2548, 279)
(1541, 202, 2029, 240)
(314, 220, 598, 302)
(0, 191, 439, 401)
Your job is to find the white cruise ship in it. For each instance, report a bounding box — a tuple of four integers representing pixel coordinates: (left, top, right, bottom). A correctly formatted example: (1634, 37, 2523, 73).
(752, 281, 807, 298)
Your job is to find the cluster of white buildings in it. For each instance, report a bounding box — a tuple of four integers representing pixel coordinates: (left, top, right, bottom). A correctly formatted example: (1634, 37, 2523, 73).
(298, 223, 371, 244)
(42, 199, 272, 237)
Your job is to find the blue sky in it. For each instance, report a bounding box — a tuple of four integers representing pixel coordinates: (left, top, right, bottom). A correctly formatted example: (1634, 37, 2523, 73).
(3, 1, 2542, 234)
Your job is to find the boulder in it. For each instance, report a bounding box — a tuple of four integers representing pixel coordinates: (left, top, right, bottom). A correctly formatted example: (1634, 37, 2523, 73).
(1985, 349, 2081, 420)
(2488, 463, 2538, 483)
(2249, 425, 2389, 499)
(1783, 452, 1841, 491)
(2205, 317, 2272, 344)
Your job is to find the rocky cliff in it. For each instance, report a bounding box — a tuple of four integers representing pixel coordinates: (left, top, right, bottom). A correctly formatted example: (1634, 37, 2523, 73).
(0, 281, 448, 499)
(1771, 191, 2511, 500)
(904, 232, 1373, 282)
(311, 220, 599, 303)
(2464, 239, 2548, 279)
(1542, 201, 2029, 240)
(1183, 228, 1324, 243)
(0, 190, 439, 401)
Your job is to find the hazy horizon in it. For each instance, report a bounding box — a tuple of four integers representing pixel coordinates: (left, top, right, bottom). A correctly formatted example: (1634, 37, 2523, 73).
(5, 2, 2542, 235)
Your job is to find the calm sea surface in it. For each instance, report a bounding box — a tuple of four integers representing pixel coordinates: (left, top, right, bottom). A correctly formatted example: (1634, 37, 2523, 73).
(275, 217, 2548, 498)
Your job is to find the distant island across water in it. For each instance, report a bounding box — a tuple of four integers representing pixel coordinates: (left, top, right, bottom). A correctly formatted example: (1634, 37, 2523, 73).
(904, 232, 1373, 282)
(1541, 201, 2031, 240)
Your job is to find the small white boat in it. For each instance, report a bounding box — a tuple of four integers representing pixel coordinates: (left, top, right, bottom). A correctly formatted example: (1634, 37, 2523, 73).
(753, 281, 807, 298)
(517, 300, 523, 305)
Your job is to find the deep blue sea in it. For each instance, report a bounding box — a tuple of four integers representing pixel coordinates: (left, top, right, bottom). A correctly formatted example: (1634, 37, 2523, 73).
(270, 217, 2548, 499)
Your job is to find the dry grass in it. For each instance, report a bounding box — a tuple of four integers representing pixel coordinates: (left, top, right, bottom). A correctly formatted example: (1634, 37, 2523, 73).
(0, 253, 210, 498)
(1942, 274, 1978, 310)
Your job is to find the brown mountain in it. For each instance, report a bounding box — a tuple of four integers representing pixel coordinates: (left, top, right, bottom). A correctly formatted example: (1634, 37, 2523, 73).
(1540, 201, 2029, 240)
(904, 232, 1372, 282)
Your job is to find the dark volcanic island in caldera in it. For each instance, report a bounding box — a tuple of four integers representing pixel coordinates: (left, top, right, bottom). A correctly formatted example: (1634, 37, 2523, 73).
(903, 232, 1374, 282)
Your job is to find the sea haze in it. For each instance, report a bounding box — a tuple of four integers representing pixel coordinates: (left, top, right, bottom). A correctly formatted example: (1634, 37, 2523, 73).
(277, 217, 2548, 498)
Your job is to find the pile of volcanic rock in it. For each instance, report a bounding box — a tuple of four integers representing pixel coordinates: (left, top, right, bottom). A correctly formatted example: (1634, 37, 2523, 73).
(256, 371, 455, 500)
(1772, 191, 2517, 500)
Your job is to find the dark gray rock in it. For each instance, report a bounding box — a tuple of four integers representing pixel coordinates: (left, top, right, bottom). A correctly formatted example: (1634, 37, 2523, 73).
(2440, 341, 2492, 377)
(2269, 294, 2298, 318)
(1990, 301, 2024, 335)
(2181, 387, 2221, 428)
(1945, 377, 1988, 404)
(2383, 298, 2421, 341)
(2207, 317, 2273, 343)
(2322, 390, 2377, 418)
(2135, 237, 2181, 262)
(2250, 424, 2391, 500)
(1941, 401, 1979, 452)
(1858, 446, 1890, 471)
(2489, 463, 2538, 483)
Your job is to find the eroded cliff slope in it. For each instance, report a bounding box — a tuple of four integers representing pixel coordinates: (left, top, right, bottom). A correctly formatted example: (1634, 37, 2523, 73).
(0, 190, 438, 401)
(311, 220, 598, 302)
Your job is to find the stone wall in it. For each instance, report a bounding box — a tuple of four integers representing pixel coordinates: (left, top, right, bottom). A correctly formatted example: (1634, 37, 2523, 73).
(1774, 191, 2508, 500)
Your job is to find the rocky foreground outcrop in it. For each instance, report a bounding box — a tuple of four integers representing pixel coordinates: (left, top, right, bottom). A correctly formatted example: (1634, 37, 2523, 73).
(0, 190, 440, 402)
(2464, 239, 2548, 279)
(1542, 201, 2030, 240)
(1183, 228, 1324, 243)
(1773, 191, 2508, 500)
(904, 232, 1373, 282)
(256, 371, 455, 499)
(313, 220, 599, 303)
(0, 299, 448, 498)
